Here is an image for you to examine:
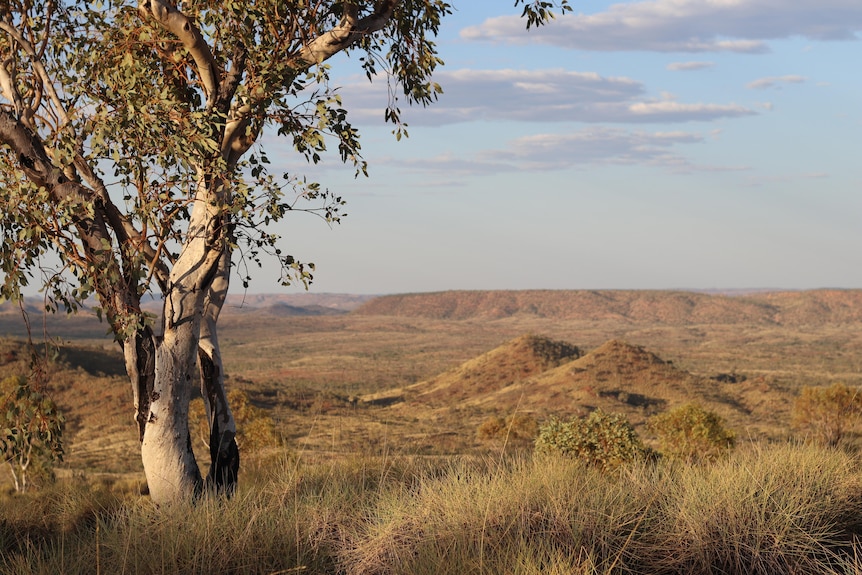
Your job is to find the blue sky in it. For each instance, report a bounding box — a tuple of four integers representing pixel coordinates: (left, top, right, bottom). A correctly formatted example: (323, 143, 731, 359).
(264, 0, 862, 295)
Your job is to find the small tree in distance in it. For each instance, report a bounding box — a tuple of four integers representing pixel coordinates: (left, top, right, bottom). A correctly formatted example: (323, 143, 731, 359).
(792, 383, 862, 447)
(648, 403, 735, 463)
(0, 375, 65, 493)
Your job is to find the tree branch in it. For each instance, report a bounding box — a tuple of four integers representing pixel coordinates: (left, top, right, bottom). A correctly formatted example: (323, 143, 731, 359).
(73, 154, 170, 290)
(0, 109, 144, 336)
(221, 104, 259, 168)
(0, 20, 68, 125)
(138, 0, 219, 108)
(0, 57, 24, 118)
(218, 46, 256, 167)
(297, 1, 398, 66)
(215, 43, 247, 115)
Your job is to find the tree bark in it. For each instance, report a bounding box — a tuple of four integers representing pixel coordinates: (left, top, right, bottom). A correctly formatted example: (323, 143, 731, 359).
(139, 171, 225, 502)
(198, 248, 239, 495)
(141, 318, 204, 502)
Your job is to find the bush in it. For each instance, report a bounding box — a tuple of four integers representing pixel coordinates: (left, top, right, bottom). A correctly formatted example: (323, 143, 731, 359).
(648, 404, 735, 463)
(535, 409, 647, 471)
(792, 383, 862, 447)
(477, 413, 538, 442)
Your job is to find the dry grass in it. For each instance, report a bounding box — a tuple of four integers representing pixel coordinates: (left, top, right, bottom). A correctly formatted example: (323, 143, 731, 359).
(4, 291, 862, 572)
(3, 445, 862, 574)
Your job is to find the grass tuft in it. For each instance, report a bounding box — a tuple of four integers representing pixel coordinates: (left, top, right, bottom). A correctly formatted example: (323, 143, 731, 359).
(2, 443, 862, 574)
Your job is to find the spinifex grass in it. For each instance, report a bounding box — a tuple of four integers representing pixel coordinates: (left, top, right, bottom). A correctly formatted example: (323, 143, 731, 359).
(3, 444, 862, 574)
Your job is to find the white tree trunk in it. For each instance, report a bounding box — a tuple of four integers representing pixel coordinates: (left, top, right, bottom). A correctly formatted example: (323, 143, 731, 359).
(7, 461, 21, 493)
(139, 176, 224, 503)
(140, 320, 204, 502)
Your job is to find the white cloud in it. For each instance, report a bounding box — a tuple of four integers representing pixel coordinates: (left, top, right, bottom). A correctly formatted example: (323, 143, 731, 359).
(388, 128, 748, 175)
(338, 69, 755, 126)
(495, 129, 703, 169)
(461, 0, 862, 53)
(667, 61, 715, 71)
(746, 75, 807, 90)
(627, 101, 754, 122)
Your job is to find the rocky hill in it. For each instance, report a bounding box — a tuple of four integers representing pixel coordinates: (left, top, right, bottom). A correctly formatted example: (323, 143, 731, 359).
(470, 339, 744, 425)
(367, 336, 790, 439)
(394, 334, 581, 405)
(354, 289, 862, 325)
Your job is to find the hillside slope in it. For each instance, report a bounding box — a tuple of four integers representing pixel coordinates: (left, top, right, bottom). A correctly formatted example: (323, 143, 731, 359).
(399, 334, 581, 404)
(354, 289, 862, 325)
(473, 339, 770, 429)
(369, 337, 790, 440)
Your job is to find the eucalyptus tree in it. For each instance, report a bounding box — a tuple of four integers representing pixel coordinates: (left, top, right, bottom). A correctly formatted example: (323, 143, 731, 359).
(0, 0, 570, 503)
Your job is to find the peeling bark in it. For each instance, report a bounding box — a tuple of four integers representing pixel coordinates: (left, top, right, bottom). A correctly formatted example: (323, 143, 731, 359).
(198, 250, 239, 496)
(124, 327, 157, 442)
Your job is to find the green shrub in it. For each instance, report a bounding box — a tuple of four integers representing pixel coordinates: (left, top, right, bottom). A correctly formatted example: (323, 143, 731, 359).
(648, 404, 735, 463)
(792, 383, 862, 447)
(535, 409, 647, 471)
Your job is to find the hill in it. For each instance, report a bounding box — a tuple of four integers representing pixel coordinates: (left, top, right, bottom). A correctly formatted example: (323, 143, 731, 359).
(1, 288, 852, 477)
(368, 337, 789, 440)
(365, 335, 581, 406)
(354, 289, 862, 325)
(472, 339, 776, 429)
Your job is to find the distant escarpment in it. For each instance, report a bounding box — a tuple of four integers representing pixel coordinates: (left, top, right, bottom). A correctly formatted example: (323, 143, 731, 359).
(354, 289, 862, 325)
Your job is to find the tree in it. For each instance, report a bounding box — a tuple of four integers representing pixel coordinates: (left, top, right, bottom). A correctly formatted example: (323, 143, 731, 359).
(648, 404, 735, 463)
(0, 1, 571, 502)
(792, 383, 862, 447)
(0, 375, 65, 493)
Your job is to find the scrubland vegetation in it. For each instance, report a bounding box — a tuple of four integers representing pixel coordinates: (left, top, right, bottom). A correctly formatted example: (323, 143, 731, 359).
(3, 444, 862, 574)
(5, 289, 862, 573)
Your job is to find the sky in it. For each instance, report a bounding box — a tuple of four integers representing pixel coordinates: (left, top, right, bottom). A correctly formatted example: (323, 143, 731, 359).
(264, 0, 862, 296)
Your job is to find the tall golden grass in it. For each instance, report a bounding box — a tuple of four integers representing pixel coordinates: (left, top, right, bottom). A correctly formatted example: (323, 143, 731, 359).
(3, 442, 862, 574)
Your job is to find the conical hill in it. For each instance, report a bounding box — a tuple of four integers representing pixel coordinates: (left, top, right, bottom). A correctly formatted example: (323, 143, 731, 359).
(473, 339, 745, 428)
(406, 334, 581, 405)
